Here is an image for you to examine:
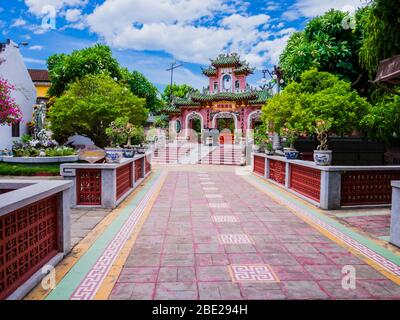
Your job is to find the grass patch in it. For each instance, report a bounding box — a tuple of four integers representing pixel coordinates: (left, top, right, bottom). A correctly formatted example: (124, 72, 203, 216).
(0, 162, 61, 176)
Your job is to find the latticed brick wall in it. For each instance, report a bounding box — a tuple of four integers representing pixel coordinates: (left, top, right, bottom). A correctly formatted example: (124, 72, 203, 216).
(290, 164, 321, 202)
(76, 169, 102, 205)
(269, 159, 286, 185)
(341, 171, 400, 206)
(253, 155, 265, 176)
(135, 158, 143, 182)
(0, 195, 59, 300)
(116, 163, 133, 201)
(145, 156, 151, 175)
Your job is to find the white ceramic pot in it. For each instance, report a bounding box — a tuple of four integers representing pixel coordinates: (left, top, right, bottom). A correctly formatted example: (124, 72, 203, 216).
(313, 150, 332, 166)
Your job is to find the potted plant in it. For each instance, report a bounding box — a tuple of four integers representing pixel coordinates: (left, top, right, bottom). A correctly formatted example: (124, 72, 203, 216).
(313, 119, 332, 166)
(280, 125, 299, 159)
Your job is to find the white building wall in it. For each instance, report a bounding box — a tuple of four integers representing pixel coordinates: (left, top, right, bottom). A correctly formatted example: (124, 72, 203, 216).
(0, 40, 36, 149)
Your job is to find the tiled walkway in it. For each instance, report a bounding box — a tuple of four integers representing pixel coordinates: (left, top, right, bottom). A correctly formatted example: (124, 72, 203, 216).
(108, 169, 400, 300)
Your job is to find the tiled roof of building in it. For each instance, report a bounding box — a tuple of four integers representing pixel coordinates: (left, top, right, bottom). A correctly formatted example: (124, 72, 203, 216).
(201, 53, 255, 77)
(191, 91, 258, 102)
(28, 69, 50, 82)
(164, 90, 271, 114)
(211, 53, 241, 68)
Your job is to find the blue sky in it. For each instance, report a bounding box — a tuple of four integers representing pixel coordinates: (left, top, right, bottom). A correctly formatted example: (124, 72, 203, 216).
(0, 0, 364, 91)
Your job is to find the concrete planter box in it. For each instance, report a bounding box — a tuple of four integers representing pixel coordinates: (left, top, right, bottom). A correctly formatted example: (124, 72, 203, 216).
(253, 153, 400, 210)
(390, 181, 400, 247)
(61, 153, 152, 209)
(0, 179, 72, 300)
(2, 155, 79, 163)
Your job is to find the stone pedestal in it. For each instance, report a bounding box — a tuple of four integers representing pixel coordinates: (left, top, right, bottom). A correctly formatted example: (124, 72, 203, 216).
(390, 181, 400, 247)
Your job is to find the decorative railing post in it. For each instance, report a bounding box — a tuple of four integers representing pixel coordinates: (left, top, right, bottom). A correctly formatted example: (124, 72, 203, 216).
(390, 181, 400, 247)
(320, 170, 341, 209)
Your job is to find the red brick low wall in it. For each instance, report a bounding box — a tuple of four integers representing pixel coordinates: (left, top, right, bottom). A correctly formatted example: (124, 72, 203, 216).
(0, 195, 59, 300)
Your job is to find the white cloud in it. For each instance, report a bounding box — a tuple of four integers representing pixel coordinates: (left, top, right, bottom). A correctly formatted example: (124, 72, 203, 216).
(64, 8, 82, 22)
(250, 28, 297, 65)
(283, 0, 365, 20)
(29, 45, 44, 50)
(24, 0, 88, 16)
(86, 0, 272, 66)
(12, 18, 27, 27)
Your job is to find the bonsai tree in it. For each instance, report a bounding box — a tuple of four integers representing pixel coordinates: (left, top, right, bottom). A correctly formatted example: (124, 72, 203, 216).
(314, 119, 332, 151)
(280, 124, 300, 150)
(106, 117, 128, 147)
(106, 117, 145, 147)
(0, 78, 22, 125)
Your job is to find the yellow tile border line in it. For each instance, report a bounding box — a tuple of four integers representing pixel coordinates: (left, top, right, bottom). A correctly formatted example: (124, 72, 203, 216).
(24, 171, 164, 300)
(243, 173, 400, 286)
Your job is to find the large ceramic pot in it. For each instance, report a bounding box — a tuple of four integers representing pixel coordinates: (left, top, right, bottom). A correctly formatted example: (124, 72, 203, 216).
(105, 151, 123, 163)
(313, 150, 332, 166)
(284, 150, 299, 160)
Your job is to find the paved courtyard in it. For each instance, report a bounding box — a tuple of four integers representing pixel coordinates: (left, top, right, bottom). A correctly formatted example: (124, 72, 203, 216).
(26, 166, 400, 300)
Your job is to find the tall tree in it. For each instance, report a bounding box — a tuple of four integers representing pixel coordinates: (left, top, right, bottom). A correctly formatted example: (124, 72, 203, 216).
(48, 74, 148, 147)
(359, 0, 400, 78)
(162, 84, 198, 104)
(280, 9, 368, 92)
(47, 44, 123, 97)
(122, 69, 163, 113)
(262, 70, 370, 136)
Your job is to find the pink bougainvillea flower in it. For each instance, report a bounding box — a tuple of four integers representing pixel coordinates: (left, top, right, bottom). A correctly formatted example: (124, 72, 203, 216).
(0, 77, 22, 125)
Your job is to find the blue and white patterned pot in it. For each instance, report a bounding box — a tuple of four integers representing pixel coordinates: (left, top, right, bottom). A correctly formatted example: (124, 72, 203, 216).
(284, 150, 299, 160)
(123, 150, 136, 158)
(105, 151, 122, 163)
(313, 150, 332, 166)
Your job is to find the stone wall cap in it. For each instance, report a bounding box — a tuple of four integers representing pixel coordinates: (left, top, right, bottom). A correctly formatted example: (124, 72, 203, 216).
(392, 181, 400, 188)
(254, 153, 400, 172)
(60, 154, 146, 171)
(0, 180, 72, 216)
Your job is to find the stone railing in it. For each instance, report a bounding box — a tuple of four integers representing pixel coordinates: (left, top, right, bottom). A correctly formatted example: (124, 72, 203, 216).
(253, 153, 400, 209)
(391, 181, 400, 247)
(61, 153, 152, 209)
(0, 179, 72, 300)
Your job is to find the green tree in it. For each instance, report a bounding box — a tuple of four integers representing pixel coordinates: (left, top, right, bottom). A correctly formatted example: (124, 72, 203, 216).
(162, 84, 198, 104)
(48, 74, 148, 147)
(47, 44, 123, 97)
(280, 9, 368, 89)
(359, 0, 400, 78)
(361, 88, 400, 141)
(262, 70, 370, 139)
(122, 69, 164, 113)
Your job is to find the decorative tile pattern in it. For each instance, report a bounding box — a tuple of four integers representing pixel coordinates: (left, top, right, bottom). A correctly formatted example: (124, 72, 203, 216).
(209, 203, 229, 208)
(69, 172, 166, 300)
(219, 234, 253, 244)
(212, 216, 239, 223)
(248, 175, 400, 278)
(229, 265, 279, 283)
